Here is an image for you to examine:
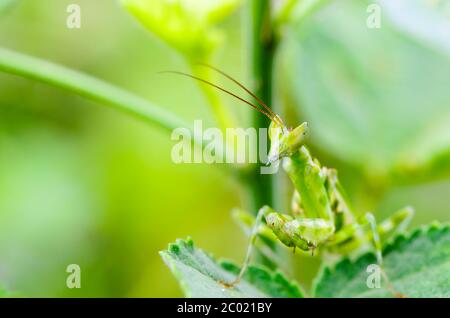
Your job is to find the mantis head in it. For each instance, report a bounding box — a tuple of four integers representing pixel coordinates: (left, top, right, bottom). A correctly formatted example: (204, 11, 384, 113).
(162, 65, 308, 165)
(267, 121, 309, 164)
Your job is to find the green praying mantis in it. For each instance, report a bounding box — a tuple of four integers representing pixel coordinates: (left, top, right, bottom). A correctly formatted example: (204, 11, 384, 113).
(167, 65, 414, 297)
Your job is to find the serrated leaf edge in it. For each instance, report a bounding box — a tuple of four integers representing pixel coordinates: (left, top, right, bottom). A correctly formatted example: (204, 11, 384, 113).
(161, 237, 304, 298)
(312, 222, 450, 297)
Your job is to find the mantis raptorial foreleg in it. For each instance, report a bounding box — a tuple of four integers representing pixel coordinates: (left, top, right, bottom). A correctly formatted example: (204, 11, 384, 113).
(224, 205, 335, 287)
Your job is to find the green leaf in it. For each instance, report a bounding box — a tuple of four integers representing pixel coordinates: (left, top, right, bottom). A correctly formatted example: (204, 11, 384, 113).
(0, 285, 18, 298)
(313, 223, 450, 297)
(282, 0, 450, 178)
(380, 0, 450, 56)
(0, 0, 19, 14)
(0, 286, 8, 297)
(121, 0, 243, 59)
(275, 0, 330, 25)
(160, 238, 303, 298)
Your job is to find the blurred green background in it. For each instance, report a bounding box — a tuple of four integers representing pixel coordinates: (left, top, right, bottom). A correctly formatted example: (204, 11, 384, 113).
(0, 0, 449, 297)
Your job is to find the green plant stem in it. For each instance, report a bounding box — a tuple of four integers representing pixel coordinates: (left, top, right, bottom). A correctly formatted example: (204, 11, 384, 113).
(0, 47, 189, 132)
(248, 0, 276, 211)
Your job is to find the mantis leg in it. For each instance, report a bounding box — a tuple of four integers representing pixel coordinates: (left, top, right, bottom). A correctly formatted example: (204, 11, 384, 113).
(367, 207, 414, 298)
(328, 206, 414, 253)
(377, 206, 414, 240)
(365, 213, 383, 265)
(222, 206, 269, 287)
(231, 208, 286, 269)
(328, 209, 413, 297)
(365, 213, 406, 297)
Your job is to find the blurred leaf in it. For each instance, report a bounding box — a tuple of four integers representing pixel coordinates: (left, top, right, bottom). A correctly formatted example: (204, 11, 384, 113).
(0, 285, 19, 297)
(121, 0, 242, 59)
(0, 0, 19, 14)
(282, 0, 450, 179)
(380, 0, 450, 56)
(313, 223, 450, 297)
(160, 238, 303, 297)
(0, 286, 9, 297)
(275, 0, 330, 25)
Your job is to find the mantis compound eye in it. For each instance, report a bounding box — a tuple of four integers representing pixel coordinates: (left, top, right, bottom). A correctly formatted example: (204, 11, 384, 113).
(285, 122, 308, 152)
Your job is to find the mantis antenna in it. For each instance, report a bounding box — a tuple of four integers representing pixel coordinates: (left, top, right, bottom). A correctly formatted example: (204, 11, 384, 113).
(196, 63, 284, 127)
(159, 70, 283, 126)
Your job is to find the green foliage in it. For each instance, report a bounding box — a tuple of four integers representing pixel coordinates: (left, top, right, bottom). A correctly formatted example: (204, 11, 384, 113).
(163, 224, 450, 298)
(121, 0, 243, 59)
(282, 0, 450, 178)
(0, 285, 18, 298)
(314, 223, 450, 297)
(0, 0, 18, 14)
(275, 0, 330, 26)
(379, 0, 450, 56)
(0, 286, 8, 297)
(160, 238, 303, 297)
